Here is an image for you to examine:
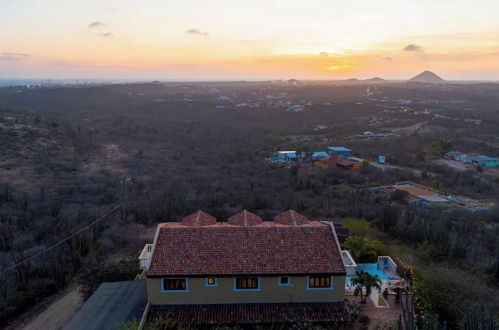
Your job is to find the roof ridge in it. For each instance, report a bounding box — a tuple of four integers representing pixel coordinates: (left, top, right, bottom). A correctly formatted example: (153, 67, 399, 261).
(290, 211, 297, 226)
(194, 211, 201, 226)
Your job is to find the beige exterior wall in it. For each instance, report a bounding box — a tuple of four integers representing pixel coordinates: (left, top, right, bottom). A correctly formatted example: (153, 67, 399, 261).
(147, 275, 345, 305)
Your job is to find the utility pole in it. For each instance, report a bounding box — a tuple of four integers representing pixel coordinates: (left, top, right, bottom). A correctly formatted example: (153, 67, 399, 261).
(120, 176, 133, 223)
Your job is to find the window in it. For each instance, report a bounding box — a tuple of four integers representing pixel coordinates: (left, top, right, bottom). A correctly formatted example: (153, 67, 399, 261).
(162, 278, 188, 292)
(308, 276, 332, 289)
(205, 277, 217, 287)
(279, 276, 290, 286)
(235, 277, 259, 290)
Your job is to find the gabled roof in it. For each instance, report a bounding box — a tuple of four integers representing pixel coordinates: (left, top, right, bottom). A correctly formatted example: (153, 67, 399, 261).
(273, 209, 308, 226)
(147, 210, 345, 277)
(181, 211, 217, 226)
(228, 210, 263, 226)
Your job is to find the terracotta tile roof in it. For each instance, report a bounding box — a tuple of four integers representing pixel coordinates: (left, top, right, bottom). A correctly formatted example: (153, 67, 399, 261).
(228, 210, 263, 226)
(325, 156, 340, 167)
(148, 302, 351, 325)
(147, 222, 345, 276)
(336, 159, 353, 167)
(273, 209, 309, 226)
(181, 210, 217, 226)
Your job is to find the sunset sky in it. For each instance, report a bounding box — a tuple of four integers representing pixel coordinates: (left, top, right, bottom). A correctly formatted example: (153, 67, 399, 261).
(2, 0, 499, 80)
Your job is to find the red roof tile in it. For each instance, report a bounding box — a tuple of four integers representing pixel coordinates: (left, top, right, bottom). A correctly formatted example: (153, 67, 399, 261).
(147, 225, 345, 277)
(148, 302, 351, 325)
(181, 210, 217, 226)
(228, 210, 263, 226)
(325, 156, 340, 167)
(273, 210, 308, 226)
(336, 159, 353, 167)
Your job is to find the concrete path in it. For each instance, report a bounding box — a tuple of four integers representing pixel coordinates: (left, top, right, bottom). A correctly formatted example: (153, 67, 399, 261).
(22, 287, 83, 330)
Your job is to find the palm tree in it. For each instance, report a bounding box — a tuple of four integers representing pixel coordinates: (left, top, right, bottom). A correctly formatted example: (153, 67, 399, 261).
(352, 270, 382, 304)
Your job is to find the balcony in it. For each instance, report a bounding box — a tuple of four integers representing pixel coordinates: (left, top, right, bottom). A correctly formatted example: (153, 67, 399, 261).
(138, 244, 154, 270)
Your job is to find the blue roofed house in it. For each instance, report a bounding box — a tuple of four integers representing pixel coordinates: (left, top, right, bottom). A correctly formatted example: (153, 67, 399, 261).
(278, 151, 297, 161)
(327, 147, 352, 158)
(445, 151, 467, 162)
(265, 151, 300, 163)
(469, 156, 499, 168)
(311, 151, 329, 161)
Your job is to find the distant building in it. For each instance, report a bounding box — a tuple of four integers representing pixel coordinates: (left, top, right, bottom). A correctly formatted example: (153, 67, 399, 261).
(311, 151, 329, 161)
(445, 151, 467, 162)
(277, 151, 297, 160)
(287, 105, 305, 112)
(265, 151, 302, 164)
(139, 210, 350, 327)
(314, 156, 363, 171)
(377, 182, 450, 207)
(372, 182, 491, 211)
(378, 155, 386, 164)
(357, 131, 396, 139)
(469, 156, 499, 168)
(327, 147, 352, 158)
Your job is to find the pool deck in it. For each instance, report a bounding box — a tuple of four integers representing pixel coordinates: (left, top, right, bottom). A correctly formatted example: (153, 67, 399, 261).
(346, 294, 403, 329)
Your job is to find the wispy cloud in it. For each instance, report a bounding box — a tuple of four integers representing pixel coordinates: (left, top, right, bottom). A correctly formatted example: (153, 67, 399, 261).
(88, 21, 105, 28)
(2, 52, 30, 57)
(0, 52, 31, 61)
(186, 28, 209, 36)
(99, 32, 114, 38)
(404, 44, 423, 52)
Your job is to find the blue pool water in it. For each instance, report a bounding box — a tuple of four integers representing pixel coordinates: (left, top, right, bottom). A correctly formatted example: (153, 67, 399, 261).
(357, 263, 390, 279)
(346, 263, 397, 282)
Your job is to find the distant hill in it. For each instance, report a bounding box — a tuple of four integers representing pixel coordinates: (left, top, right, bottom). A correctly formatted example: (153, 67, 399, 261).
(340, 77, 387, 84)
(363, 77, 386, 83)
(287, 79, 303, 85)
(408, 71, 446, 83)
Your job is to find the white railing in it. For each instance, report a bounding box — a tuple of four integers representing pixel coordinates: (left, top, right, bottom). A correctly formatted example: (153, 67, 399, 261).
(341, 250, 357, 276)
(377, 256, 398, 276)
(138, 244, 154, 270)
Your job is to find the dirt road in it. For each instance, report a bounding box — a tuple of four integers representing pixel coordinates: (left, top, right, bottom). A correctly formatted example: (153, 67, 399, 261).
(368, 160, 423, 176)
(21, 287, 82, 330)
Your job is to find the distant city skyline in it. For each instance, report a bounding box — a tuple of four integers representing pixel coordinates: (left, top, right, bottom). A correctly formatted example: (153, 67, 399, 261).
(2, 0, 499, 80)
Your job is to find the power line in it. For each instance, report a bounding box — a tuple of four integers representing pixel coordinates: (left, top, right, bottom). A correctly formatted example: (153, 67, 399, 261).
(0, 201, 124, 275)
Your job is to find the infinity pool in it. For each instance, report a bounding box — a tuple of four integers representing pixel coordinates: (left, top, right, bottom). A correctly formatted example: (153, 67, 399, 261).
(346, 263, 397, 282)
(357, 263, 391, 279)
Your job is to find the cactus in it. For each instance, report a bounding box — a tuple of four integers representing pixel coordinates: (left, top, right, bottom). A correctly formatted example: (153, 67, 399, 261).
(463, 306, 497, 330)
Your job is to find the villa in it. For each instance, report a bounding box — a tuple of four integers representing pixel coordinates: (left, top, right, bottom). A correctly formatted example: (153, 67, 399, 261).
(139, 210, 351, 327)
